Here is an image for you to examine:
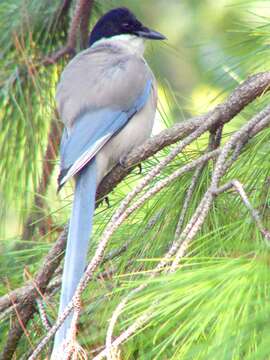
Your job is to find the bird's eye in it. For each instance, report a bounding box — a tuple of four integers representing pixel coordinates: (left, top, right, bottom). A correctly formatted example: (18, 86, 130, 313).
(122, 23, 130, 29)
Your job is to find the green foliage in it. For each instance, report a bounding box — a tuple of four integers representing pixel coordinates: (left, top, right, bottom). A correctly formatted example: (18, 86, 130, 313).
(122, 257, 270, 360)
(1, 0, 270, 359)
(0, 0, 68, 225)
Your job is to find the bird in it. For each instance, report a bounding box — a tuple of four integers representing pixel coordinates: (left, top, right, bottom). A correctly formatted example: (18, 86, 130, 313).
(52, 6, 166, 356)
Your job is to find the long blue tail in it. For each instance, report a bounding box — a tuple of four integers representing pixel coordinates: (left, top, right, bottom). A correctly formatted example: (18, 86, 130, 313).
(52, 159, 97, 354)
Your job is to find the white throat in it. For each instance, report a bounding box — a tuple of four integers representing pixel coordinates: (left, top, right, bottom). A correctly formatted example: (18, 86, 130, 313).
(92, 34, 145, 56)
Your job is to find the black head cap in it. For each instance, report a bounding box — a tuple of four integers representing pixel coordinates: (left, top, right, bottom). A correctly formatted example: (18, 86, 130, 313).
(89, 7, 166, 46)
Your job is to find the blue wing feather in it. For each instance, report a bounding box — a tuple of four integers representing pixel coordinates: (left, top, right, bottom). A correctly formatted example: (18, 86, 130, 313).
(61, 109, 127, 171)
(58, 79, 152, 187)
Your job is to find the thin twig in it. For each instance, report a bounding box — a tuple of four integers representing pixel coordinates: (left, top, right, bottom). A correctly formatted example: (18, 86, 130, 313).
(105, 284, 146, 359)
(36, 299, 51, 331)
(174, 126, 224, 238)
(214, 180, 270, 243)
(171, 108, 270, 270)
(93, 313, 151, 360)
(174, 163, 205, 238)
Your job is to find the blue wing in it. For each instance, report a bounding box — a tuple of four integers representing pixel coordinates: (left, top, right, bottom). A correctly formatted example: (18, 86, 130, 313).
(58, 79, 152, 188)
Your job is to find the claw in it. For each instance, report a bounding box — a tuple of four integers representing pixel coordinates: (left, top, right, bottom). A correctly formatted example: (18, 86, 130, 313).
(105, 196, 110, 208)
(119, 155, 128, 168)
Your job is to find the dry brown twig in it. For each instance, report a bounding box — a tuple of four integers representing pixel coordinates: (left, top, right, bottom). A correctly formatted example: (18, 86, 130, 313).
(36, 299, 52, 332)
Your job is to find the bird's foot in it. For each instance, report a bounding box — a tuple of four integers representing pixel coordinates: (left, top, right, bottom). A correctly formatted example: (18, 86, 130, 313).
(137, 163, 142, 174)
(119, 154, 128, 168)
(104, 196, 110, 208)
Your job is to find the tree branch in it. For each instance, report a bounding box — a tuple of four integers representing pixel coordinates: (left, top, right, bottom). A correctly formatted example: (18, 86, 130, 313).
(214, 180, 270, 242)
(2, 71, 270, 359)
(80, 0, 94, 48)
(97, 71, 270, 199)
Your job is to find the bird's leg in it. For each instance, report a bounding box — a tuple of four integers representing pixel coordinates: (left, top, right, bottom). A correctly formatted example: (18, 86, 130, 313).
(96, 196, 110, 208)
(119, 154, 128, 168)
(104, 196, 110, 208)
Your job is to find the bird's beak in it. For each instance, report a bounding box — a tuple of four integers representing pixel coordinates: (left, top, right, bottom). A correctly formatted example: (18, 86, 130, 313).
(135, 26, 166, 40)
